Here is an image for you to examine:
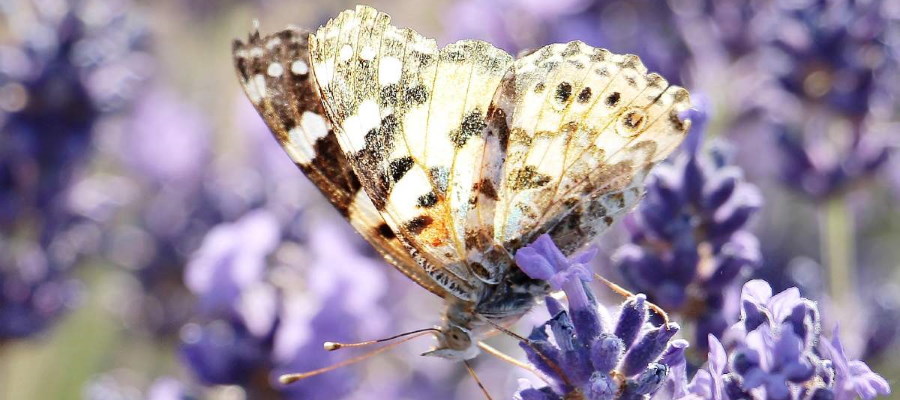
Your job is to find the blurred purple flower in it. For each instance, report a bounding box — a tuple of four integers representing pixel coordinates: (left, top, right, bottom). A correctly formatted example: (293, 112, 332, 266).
(124, 87, 211, 185)
(764, 0, 895, 200)
(0, 243, 79, 339)
(765, 0, 892, 118)
(776, 125, 892, 201)
(180, 210, 394, 399)
(614, 107, 762, 351)
(146, 376, 198, 400)
(445, 0, 690, 84)
(0, 0, 148, 339)
(515, 235, 682, 400)
(669, 0, 775, 60)
(185, 210, 280, 315)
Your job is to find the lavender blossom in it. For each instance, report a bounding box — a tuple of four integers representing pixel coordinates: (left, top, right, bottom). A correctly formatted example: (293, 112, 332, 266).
(180, 211, 394, 399)
(775, 125, 891, 201)
(0, 0, 148, 339)
(514, 234, 682, 400)
(614, 107, 762, 350)
(668, 0, 775, 60)
(764, 0, 894, 200)
(765, 0, 892, 118)
(679, 280, 891, 400)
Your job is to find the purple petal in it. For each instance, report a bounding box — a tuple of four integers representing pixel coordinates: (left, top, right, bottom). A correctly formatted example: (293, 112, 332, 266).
(516, 246, 556, 281)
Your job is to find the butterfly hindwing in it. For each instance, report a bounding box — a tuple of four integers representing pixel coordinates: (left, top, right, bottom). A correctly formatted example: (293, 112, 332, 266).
(308, 6, 515, 298)
(485, 41, 691, 255)
(232, 28, 447, 297)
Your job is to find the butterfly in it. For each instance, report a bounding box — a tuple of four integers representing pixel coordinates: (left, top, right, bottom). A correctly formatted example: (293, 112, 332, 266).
(233, 5, 691, 362)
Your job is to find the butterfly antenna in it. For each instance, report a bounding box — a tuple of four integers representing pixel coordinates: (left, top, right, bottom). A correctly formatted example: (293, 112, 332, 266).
(464, 359, 494, 400)
(593, 273, 670, 324)
(278, 329, 437, 384)
(478, 317, 573, 388)
(478, 342, 552, 386)
(323, 327, 441, 351)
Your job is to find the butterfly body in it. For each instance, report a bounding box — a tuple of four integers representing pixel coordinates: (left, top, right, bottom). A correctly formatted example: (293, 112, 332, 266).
(233, 5, 690, 361)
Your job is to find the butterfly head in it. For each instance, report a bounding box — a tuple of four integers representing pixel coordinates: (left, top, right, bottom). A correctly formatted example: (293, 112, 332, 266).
(422, 324, 480, 360)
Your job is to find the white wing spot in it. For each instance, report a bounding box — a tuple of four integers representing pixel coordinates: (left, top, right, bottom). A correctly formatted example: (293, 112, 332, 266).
(360, 45, 376, 61)
(390, 167, 432, 221)
(246, 74, 266, 103)
(339, 44, 353, 62)
(265, 37, 282, 49)
(290, 60, 309, 76)
(267, 62, 284, 77)
(286, 126, 313, 164)
(285, 111, 330, 165)
(379, 57, 402, 85)
(300, 111, 329, 140)
(317, 59, 335, 87)
(343, 99, 381, 151)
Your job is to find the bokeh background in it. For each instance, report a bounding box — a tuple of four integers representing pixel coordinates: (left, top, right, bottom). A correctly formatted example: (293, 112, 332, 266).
(1, 0, 897, 398)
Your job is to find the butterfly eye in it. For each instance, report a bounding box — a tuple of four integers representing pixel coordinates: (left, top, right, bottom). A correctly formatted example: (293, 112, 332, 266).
(444, 326, 472, 350)
(615, 108, 648, 137)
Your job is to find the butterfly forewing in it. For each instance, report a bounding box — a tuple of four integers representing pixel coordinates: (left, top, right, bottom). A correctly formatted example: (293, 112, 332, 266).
(232, 27, 447, 297)
(308, 6, 515, 299)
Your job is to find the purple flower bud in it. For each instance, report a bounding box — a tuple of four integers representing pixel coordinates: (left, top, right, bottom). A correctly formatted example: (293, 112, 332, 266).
(711, 198, 761, 238)
(545, 295, 565, 317)
(614, 295, 648, 348)
(723, 373, 751, 399)
(517, 387, 562, 400)
(808, 387, 835, 400)
(683, 156, 706, 207)
(621, 323, 680, 377)
(515, 234, 596, 313)
(703, 168, 739, 210)
(590, 333, 625, 373)
(659, 339, 689, 368)
(621, 363, 668, 398)
(680, 101, 708, 155)
(616, 245, 664, 290)
(587, 371, 619, 400)
(523, 325, 567, 385)
(572, 303, 602, 347)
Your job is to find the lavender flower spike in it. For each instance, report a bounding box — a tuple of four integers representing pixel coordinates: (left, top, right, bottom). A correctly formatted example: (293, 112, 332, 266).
(515, 235, 681, 400)
(675, 281, 892, 400)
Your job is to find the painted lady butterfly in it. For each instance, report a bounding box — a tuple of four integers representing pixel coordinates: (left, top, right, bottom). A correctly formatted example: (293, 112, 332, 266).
(233, 5, 690, 363)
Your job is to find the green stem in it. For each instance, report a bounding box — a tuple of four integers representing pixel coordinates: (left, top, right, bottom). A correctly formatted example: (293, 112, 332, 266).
(819, 194, 854, 302)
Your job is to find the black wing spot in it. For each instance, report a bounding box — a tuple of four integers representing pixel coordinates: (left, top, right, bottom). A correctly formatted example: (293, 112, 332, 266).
(555, 82, 572, 103)
(417, 192, 438, 208)
(606, 92, 621, 107)
(449, 110, 486, 148)
(577, 87, 592, 103)
(405, 216, 434, 234)
(405, 85, 429, 105)
(376, 223, 397, 239)
(509, 166, 552, 190)
(389, 157, 414, 182)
